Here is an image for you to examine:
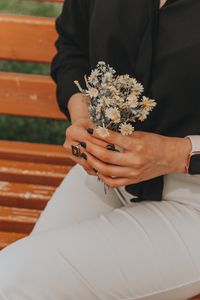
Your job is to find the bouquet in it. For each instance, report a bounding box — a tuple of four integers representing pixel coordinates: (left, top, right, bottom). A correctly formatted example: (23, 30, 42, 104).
(74, 61, 157, 193)
(74, 61, 157, 138)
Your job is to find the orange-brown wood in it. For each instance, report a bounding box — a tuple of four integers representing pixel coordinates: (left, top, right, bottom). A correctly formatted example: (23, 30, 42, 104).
(0, 231, 27, 250)
(0, 181, 55, 210)
(0, 72, 66, 119)
(0, 14, 57, 63)
(0, 140, 75, 165)
(0, 206, 41, 233)
(0, 159, 71, 186)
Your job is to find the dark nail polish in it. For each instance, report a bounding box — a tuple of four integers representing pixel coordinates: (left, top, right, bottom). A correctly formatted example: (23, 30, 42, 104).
(106, 144, 116, 151)
(81, 152, 87, 161)
(87, 128, 94, 135)
(80, 141, 87, 149)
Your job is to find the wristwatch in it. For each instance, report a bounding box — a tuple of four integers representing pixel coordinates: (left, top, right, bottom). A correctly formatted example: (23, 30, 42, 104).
(185, 135, 200, 174)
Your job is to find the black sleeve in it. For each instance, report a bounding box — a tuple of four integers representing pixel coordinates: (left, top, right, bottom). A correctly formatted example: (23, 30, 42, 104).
(50, 0, 91, 121)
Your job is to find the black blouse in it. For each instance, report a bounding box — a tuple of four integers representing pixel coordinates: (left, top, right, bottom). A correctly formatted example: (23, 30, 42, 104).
(51, 0, 200, 201)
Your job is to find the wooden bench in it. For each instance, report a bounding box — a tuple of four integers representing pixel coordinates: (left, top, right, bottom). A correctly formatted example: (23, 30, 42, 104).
(0, 1, 200, 299)
(0, 0, 75, 249)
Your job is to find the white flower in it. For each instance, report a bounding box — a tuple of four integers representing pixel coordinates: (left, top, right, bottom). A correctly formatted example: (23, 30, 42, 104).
(102, 97, 113, 106)
(105, 107, 121, 123)
(115, 95, 124, 102)
(116, 75, 131, 86)
(96, 126, 110, 138)
(108, 85, 119, 95)
(141, 96, 157, 108)
(137, 107, 150, 121)
(102, 71, 113, 82)
(97, 61, 106, 65)
(132, 82, 144, 96)
(119, 123, 134, 136)
(127, 94, 138, 108)
(88, 69, 100, 85)
(87, 87, 99, 98)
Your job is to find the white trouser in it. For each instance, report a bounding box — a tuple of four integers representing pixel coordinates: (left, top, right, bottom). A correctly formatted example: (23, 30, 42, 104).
(0, 164, 200, 300)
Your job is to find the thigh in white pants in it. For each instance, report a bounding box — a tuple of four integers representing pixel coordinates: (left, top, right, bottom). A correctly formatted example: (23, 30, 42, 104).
(0, 164, 200, 300)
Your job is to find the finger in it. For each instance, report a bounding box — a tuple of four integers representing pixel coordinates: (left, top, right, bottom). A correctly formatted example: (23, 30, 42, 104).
(97, 173, 134, 188)
(90, 127, 134, 150)
(85, 151, 138, 178)
(66, 126, 108, 148)
(63, 141, 97, 174)
(64, 137, 107, 163)
(81, 140, 130, 167)
(92, 129, 138, 150)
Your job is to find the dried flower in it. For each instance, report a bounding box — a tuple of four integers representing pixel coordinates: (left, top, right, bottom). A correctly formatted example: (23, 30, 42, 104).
(119, 123, 134, 136)
(105, 107, 121, 123)
(127, 93, 138, 108)
(74, 61, 157, 138)
(96, 126, 110, 138)
(87, 87, 99, 98)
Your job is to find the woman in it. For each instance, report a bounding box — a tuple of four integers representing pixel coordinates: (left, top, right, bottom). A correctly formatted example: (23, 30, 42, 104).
(0, 0, 200, 299)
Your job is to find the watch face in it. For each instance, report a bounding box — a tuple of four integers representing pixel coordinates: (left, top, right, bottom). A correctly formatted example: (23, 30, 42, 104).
(188, 154, 200, 175)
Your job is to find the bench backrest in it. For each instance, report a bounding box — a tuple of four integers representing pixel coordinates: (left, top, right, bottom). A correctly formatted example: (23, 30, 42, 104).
(0, 0, 65, 120)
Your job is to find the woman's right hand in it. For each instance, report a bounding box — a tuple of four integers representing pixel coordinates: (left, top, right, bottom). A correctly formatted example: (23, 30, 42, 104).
(63, 117, 97, 176)
(63, 93, 109, 176)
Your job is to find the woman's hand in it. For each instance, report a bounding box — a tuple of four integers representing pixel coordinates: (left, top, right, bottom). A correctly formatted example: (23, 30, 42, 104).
(64, 92, 108, 176)
(63, 118, 109, 176)
(79, 129, 192, 187)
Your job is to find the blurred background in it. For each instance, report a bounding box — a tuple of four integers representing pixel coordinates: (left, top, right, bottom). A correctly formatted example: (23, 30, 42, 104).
(0, 0, 69, 145)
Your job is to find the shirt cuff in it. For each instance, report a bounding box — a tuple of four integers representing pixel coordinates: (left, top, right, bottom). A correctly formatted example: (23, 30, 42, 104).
(185, 135, 200, 152)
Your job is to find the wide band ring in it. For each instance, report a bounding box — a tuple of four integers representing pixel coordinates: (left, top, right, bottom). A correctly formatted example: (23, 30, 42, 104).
(71, 143, 81, 157)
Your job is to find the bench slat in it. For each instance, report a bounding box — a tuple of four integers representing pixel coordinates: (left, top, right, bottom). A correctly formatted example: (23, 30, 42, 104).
(0, 72, 66, 119)
(0, 159, 71, 186)
(0, 181, 55, 210)
(0, 206, 41, 233)
(0, 231, 27, 250)
(0, 140, 75, 165)
(0, 14, 56, 63)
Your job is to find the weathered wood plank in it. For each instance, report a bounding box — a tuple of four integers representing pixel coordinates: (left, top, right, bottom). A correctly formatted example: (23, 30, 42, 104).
(0, 206, 41, 233)
(0, 14, 57, 63)
(0, 72, 66, 120)
(0, 159, 71, 186)
(0, 181, 55, 210)
(0, 140, 75, 166)
(0, 231, 27, 250)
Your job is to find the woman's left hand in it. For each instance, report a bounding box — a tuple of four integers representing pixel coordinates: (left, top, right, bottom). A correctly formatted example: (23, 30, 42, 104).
(79, 129, 192, 188)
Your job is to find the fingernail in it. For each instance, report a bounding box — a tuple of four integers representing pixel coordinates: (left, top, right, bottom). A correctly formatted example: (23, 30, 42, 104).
(80, 141, 87, 149)
(87, 128, 94, 135)
(93, 168, 98, 173)
(106, 144, 116, 151)
(81, 152, 87, 160)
